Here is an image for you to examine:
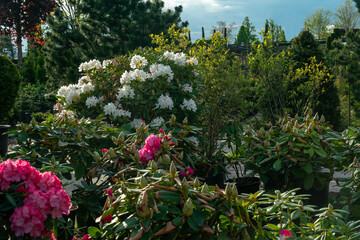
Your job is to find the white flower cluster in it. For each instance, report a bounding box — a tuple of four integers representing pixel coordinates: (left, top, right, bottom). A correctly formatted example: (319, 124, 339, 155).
(78, 59, 101, 72)
(182, 83, 193, 93)
(163, 51, 186, 66)
(130, 55, 148, 69)
(156, 94, 174, 110)
(116, 85, 135, 100)
(103, 102, 131, 118)
(187, 136, 199, 147)
(120, 69, 149, 84)
(57, 110, 76, 119)
(130, 118, 144, 129)
(186, 57, 198, 66)
(181, 99, 197, 112)
(85, 96, 100, 108)
(57, 78, 95, 105)
(151, 117, 165, 126)
(102, 59, 112, 68)
(78, 76, 91, 85)
(149, 64, 174, 82)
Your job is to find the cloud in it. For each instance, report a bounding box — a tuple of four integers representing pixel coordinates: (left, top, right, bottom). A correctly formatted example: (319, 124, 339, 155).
(163, 0, 231, 13)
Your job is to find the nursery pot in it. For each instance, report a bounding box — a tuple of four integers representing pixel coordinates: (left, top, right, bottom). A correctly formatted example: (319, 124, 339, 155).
(0, 125, 10, 157)
(298, 183, 329, 208)
(226, 177, 260, 194)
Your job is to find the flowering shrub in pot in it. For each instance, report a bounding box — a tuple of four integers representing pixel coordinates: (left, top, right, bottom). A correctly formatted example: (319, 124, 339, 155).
(0, 159, 71, 239)
(55, 48, 202, 128)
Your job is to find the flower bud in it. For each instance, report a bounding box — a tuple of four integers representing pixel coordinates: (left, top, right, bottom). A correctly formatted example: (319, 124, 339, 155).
(170, 161, 177, 177)
(139, 175, 147, 188)
(118, 132, 125, 143)
(77, 131, 82, 141)
(170, 114, 176, 123)
(178, 151, 184, 161)
(275, 142, 280, 153)
(30, 117, 37, 127)
(201, 183, 209, 194)
(183, 117, 188, 125)
(182, 177, 189, 191)
(149, 160, 157, 172)
(31, 149, 37, 159)
(320, 114, 326, 123)
(136, 204, 151, 218)
(152, 89, 155, 96)
(162, 154, 171, 165)
(182, 198, 194, 217)
(194, 177, 201, 189)
(109, 148, 116, 158)
(134, 151, 140, 162)
(94, 151, 101, 162)
(225, 183, 232, 199)
(264, 140, 270, 149)
(231, 184, 238, 198)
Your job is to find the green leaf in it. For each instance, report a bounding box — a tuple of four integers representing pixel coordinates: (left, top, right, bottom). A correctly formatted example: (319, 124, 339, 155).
(304, 163, 313, 174)
(309, 148, 314, 157)
(115, 217, 139, 232)
(291, 210, 302, 220)
(158, 191, 181, 204)
(6, 193, 16, 207)
(266, 223, 280, 231)
(304, 173, 314, 190)
(314, 147, 327, 158)
(188, 214, 198, 230)
(75, 165, 85, 180)
(58, 141, 69, 147)
(88, 226, 102, 238)
(273, 159, 282, 171)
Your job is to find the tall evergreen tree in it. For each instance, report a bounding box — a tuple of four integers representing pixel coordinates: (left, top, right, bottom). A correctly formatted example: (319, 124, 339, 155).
(44, 0, 187, 87)
(354, 0, 360, 12)
(242, 16, 257, 42)
(235, 25, 249, 44)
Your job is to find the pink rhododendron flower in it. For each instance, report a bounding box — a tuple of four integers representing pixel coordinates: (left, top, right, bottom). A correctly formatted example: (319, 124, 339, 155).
(107, 189, 113, 197)
(139, 147, 154, 164)
(279, 229, 292, 239)
(83, 234, 93, 240)
(102, 148, 108, 153)
(180, 167, 194, 178)
(0, 159, 72, 238)
(159, 129, 165, 134)
(169, 142, 175, 146)
(100, 214, 113, 224)
(145, 135, 161, 152)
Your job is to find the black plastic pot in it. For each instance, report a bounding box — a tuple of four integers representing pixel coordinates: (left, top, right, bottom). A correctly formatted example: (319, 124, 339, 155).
(226, 177, 260, 194)
(0, 125, 10, 157)
(298, 183, 329, 208)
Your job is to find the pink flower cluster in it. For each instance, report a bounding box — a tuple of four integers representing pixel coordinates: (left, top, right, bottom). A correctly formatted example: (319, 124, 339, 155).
(0, 159, 72, 238)
(180, 167, 194, 178)
(138, 130, 175, 165)
(139, 134, 161, 164)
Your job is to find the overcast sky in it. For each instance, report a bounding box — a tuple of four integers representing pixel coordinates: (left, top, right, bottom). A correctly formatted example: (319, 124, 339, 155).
(163, 0, 348, 42)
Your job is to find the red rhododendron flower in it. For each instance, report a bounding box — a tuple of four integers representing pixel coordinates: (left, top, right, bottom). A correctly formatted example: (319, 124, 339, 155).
(180, 167, 194, 178)
(100, 214, 113, 224)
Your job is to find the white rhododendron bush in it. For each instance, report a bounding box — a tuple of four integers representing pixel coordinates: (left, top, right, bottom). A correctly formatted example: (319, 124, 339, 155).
(56, 49, 201, 128)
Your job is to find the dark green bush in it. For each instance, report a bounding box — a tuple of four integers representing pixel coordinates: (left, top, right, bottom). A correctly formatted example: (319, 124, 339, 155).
(0, 55, 21, 122)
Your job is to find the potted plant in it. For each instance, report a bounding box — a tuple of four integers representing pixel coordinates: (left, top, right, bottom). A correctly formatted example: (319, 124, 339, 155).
(238, 110, 341, 206)
(0, 55, 21, 157)
(223, 120, 261, 194)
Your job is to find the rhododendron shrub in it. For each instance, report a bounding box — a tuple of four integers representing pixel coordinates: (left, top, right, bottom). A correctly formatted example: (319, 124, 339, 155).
(56, 49, 202, 128)
(0, 159, 71, 239)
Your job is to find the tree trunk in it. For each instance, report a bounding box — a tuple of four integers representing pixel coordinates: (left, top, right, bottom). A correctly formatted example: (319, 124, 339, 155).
(16, 18, 22, 67)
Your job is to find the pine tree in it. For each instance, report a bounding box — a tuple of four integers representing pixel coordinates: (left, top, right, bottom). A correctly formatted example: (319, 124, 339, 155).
(235, 26, 249, 44)
(44, 0, 187, 87)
